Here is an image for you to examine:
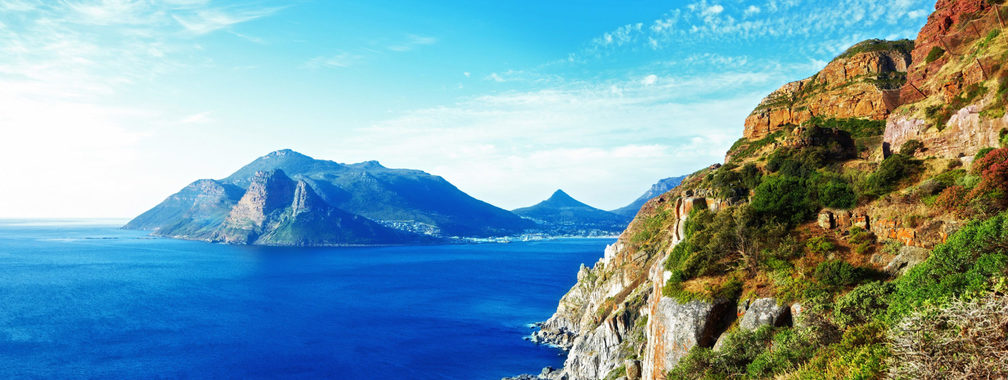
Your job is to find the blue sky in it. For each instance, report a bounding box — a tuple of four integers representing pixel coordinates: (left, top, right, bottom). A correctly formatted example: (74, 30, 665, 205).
(0, 0, 933, 217)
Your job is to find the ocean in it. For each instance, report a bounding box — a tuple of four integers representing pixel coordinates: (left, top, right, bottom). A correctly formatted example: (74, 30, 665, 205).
(0, 220, 611, 379)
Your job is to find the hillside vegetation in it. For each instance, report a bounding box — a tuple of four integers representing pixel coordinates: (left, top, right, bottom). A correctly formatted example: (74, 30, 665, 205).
(527, 2, 1008, 379)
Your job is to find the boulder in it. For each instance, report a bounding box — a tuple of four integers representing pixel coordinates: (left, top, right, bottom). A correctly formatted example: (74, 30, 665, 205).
(625, 360, 642, 380)
(885, 246, 931, 275)
(818, 211, 835, 230)
(643, 298, 731, 378)
(739, 298, 791, 331)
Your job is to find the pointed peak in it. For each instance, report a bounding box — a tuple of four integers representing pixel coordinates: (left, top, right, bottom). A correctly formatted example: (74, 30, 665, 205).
(539, 189, 589, 208)
(549, 189, 574, 200)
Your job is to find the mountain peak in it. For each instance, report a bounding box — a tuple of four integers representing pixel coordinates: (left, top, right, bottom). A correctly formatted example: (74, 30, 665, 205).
(263, 149, 313, 161)
(551, 189, 569, 197)
(512, 189, 627, 235)
(350, 160, 385, 169)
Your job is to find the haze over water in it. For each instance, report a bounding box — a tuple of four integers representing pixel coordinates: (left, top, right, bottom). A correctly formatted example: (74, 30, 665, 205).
(0, 220, 611, 379)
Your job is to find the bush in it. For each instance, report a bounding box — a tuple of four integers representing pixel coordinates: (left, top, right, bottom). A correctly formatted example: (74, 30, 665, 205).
(752, 175, 817, 226)
(662, 208, 754, 302)
(925, 46, 945, 63)
(934, 185, 969, 215)
(666, 326, 775, 379)
(746, 328, 818, 378)
(886, 211, 1008, 322)
(805, 236, 835, 255)
(966, 147, 1008, 213)
(899, 139, 923, 156)
(741, 163, 762, 190)
(976, 147, 996, 161)
(818, 180, 857, 209)
(889, 293, 1008, 379)
(805, 117, 885, 138)
(790, 323, 888, 379)
(813, 260, 872, 288)
(833, 281, 894, 330)
(863, 153, 920, 197)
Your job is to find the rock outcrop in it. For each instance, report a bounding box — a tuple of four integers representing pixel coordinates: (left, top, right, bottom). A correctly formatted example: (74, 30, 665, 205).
(816, 209, 958, 249)
(744, 40, 912, 140)
(528, 192, 735, 380)
(213, 169, 417, 246)
(737, 298, 791, 331)
(639, 196, 731, 380)
(900, 0, 994, 105)
(885, 103, 1007, 161)
(885, 0, 1008, 160)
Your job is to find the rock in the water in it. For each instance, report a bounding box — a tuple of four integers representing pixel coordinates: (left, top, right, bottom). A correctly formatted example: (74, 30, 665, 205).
(738, 298, 791, 330)
(885, 246, 930, 275)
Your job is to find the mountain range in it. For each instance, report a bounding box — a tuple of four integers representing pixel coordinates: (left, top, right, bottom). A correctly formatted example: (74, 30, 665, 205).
(127, 149, 684, 245)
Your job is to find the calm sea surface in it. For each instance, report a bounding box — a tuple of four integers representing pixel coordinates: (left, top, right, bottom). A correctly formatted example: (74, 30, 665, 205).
(0, 220, 611, 379)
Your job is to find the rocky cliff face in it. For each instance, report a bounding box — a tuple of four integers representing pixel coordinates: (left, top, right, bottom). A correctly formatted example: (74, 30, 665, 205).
(744, 40, 912, 140)
(218, 169, 297, 243)
(208, 169, 417, 246)
(525, 190, 756, 380)
(886, 0, 1008, 160)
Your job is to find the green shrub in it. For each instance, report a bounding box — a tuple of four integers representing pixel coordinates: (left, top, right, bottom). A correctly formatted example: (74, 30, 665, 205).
(925, 104, 952, 130)
(818, 180, 856, 209)
(741, 163, 762, 190)
(925, 46, 945, 63)
(976, 147, 996, 162)
(805, 236, 835, 255)
(899, 139, 923, 156)
(833, 39, 914, 61)
(862, 153, 920, 197)
(752, 175, 817, 226)
(729, 131, 785, 162)
(746, 328, 818, 378)
(805, 117, 885, 138)
(813, 260, 873, 288)
(886, 211, 1008, 322)
(631, 208, 673, 245)
(832, 281, 894, 330)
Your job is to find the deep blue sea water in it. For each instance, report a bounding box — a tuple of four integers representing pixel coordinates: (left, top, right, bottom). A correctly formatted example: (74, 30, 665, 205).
(0, 220, 612, 379)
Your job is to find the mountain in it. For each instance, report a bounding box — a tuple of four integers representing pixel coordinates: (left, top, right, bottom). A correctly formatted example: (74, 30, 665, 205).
(213, 169, 415, 246)
(512, 190, 627, 236)
(742, 38, 912, 140)
(610, 176, 687, 219)
(526, 1, 1008, 379)
(126, 149, 533, 244)
(124, 179, 244, 240)
(218, 149, 532, 237)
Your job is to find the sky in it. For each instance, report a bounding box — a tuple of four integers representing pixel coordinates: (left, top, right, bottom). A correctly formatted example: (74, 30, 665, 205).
(0, 0, 934, 218)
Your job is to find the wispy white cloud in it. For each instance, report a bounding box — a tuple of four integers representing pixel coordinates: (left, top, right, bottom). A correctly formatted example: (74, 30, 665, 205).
(581, 0, 932, 58)
(173, 6, 284, 35)
(303, 52, 362, 69)
(0, 1, 286, 217)
(387, 33, 438, 52)
(329, 67, 791, 209)
(180, 111, 213, 124)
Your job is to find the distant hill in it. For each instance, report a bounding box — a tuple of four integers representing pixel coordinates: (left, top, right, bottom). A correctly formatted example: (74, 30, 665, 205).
(125, 149, 533, 244)
(218, 149, 532, 237)
(610, 176, 686, 219)
(513, 190, 627, 236)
